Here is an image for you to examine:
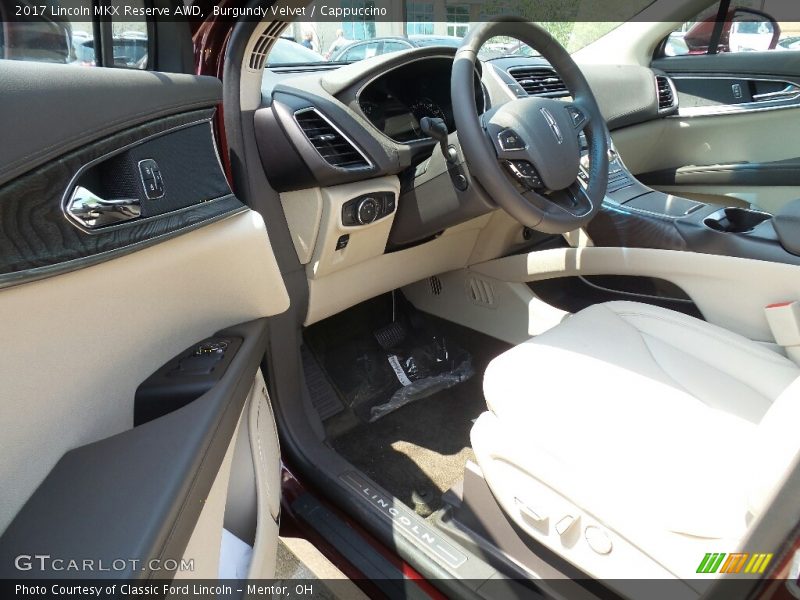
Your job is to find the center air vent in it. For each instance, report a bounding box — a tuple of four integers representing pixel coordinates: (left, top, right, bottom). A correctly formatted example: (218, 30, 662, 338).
(656, 75, 678, 111)
(294, 109, 371, 170)
(508, 67, 568, 97)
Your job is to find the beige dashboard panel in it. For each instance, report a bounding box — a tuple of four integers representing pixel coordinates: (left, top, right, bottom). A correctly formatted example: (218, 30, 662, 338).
(0, 211, 289, 534)
(472, 246, 800, 342)
(305, 176, 401, 279)
(403, 270, 568, 345)
(306, 214, 492, 325)
(280, 187, 324, 265)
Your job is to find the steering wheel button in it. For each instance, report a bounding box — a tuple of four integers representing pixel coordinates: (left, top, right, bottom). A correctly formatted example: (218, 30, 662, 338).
(567, 106, 587, 128)
(498, 129, 526, 151)
(506, 160, 543, 189)
(517, 162, 535, 177)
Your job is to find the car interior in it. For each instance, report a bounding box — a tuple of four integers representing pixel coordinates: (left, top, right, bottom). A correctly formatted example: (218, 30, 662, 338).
(2, 0, 800, 598)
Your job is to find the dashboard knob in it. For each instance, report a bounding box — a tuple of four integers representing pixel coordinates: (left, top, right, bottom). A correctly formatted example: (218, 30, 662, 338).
(357, 197, 379, 225)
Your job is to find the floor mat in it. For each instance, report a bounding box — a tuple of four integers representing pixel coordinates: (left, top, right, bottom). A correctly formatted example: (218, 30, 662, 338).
(305, 293, 475, 423)
(311, 301, 510, 516)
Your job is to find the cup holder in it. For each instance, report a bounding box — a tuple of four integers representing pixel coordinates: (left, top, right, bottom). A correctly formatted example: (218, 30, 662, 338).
(704, 207, 772, 234)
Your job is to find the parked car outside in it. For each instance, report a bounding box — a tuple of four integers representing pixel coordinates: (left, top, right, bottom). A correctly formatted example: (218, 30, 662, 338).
(777, 35, 800, 50)
(329, 34, 515, 62)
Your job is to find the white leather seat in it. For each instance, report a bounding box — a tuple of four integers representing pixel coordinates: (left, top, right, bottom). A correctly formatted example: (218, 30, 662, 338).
(472, 301, 800, 585)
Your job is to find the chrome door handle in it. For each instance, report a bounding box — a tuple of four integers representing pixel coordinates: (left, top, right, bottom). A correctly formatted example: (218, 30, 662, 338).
(752, 84, 800, 102)
(66, 186, 141, 230)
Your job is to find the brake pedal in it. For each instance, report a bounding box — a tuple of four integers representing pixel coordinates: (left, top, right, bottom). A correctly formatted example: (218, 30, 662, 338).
(374, 321, 407, 350)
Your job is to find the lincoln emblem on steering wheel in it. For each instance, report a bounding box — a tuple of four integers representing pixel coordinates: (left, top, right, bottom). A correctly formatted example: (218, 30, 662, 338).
(540, 108, 563, 144)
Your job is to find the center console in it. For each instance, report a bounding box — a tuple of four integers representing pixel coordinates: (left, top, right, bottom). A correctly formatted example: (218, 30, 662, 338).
(586, 144, 800, 266)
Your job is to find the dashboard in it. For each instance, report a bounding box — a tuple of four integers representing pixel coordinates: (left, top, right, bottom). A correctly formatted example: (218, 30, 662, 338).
(253, 43, 682, 326)
(356, 57, 485, 143)
(257, 46, 671, 197)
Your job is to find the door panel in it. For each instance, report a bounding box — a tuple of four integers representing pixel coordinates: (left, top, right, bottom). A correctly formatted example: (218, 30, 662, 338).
(612, 100, 800, 212)
(613, 51, 800, 211)
(613, 106, 800, 173)
(0, 109, 240, 281)
(0, 60, 222, 187)
(172, 371, 279, 580)
(668, 75, 800, 115)
(652, 51, 800, 80)
(0, 319, 276, 579)
(0, 211, 286, 535)
(0, 57, 288, 578)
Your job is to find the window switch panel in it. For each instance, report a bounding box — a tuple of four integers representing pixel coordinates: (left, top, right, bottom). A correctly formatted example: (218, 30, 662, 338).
(138, 159, 165, 200)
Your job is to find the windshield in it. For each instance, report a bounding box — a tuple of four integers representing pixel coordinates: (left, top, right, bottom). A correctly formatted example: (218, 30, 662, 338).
(265, 0, 656, 67)
(267, 37, 326, 66)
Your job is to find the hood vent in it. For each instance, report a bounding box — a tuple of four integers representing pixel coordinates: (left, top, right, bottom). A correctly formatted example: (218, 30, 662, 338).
(656, 75, 677, 111)
(508, 67, 568, 97)
(294, 109, 371, 170)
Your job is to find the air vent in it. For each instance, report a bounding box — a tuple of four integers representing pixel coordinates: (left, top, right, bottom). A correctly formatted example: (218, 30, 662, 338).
(249, 22, 286, 70)
(294, 109, 371, 170)
(656, 75, 677, 111)
(508, 67, 568, 97)
(466, 277, 496, 308)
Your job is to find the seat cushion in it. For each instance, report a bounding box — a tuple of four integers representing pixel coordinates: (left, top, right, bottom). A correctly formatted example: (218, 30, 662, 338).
(484, 301, 798, 425)
(473, 301, 800, 582)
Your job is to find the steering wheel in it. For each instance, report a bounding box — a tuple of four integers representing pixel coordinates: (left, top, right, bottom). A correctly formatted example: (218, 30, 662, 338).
(452, 19, 608, 234)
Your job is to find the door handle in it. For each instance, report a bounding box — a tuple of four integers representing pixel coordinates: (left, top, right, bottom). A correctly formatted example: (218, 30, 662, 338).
(66, 186, 141, 230)
(752, 84, 800, 102)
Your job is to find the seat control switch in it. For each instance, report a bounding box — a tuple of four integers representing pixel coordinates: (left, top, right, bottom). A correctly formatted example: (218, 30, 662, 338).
(555, 515, 577, 536)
